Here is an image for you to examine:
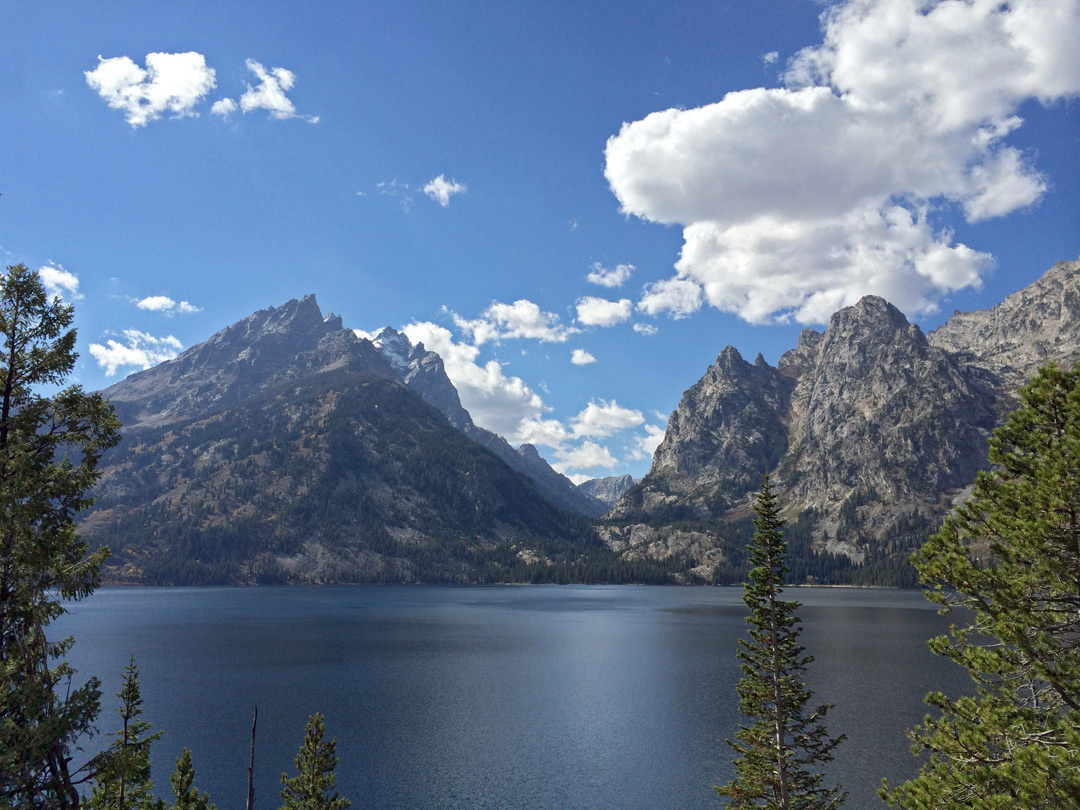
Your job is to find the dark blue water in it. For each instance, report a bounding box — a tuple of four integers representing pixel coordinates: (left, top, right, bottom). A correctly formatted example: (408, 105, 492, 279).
(55, 586, 969, 809)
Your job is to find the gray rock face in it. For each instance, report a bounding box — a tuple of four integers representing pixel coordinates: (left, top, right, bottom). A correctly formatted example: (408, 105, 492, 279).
(610, 346, 794, 523)
(928, 258, 1080, 389)
(102, 295, 393, 431)
(367, 328, 607, 517)
(606, 259, 1079, 573)
(578, 474, 636, 509)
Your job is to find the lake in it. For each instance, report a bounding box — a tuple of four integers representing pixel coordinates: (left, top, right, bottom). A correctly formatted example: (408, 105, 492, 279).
(55, 586, 970, 810)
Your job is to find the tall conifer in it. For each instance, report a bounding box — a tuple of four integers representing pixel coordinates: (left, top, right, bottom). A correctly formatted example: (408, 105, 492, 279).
(0, 263, 121, 808)
(279, 714, 350, 810)
(87, 656, 160, 810)
(883, 361, 1080, 807)
(717, 474, 845, 809)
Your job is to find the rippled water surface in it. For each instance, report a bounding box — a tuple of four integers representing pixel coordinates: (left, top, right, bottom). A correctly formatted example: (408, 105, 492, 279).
(57, 586, 970, 809)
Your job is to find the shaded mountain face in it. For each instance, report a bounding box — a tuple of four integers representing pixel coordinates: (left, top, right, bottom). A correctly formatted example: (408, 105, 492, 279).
(367, 327, 607, 517)
(578, 475, 636, 509)
(84, 298, 609, 584)
(602, 259, 1080, 582)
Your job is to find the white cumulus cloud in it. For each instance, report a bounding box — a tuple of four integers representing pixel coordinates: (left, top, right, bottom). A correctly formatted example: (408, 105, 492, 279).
(570, 349, 596, 366)
(604, 0, 1080, 324)
(401, 321, 548, 440)
(212, 59, 318, 123)
(89, 330, 183, 376)
(85, 52, 216, 128)
(551, 441, 618, 475)
(571, 399, 645, 439)
(423, 175, 468, 207)
(629, 423, 667, 461)
(38, 264, 82, 301)
(576, 296, 632, 327)
(454, 299, 578, 345)
(586, 262, 634, 288)
(135, 296, 203, 314)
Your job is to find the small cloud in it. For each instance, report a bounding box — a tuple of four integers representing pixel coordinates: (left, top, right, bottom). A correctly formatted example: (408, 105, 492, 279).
(568, 219, 579, 230)
(628, 423, 666, 461)
(552, 441, 619, 475)
(763, 51, 779, 65)
(38, 264, 82, 301)
(216, 59, 318, 123)
(136, 295, 175, 311)
(210, 97, 238, 118)
(89, 330, 182, 376)
(85, 52, 216, 128)
(633, 322, 658, 336)
(454, 299, 578, 346)
(571, 399, 644, 439)
(378, 179, 413, 212)
(586, 262, 633, 288)
(570, 349, 596, 366)
(423, 174, 467, 207)
(134, 296, 202, 314)
(576, 296, 632, 327)
(636, 278, 702, 319)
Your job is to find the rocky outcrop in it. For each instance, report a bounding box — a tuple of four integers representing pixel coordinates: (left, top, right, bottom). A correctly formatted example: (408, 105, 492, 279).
(604, 259, 1079, 577)
(928, 258, 1080, 389)
(577, 474, 636, 509)
(610, 346, 794, 523)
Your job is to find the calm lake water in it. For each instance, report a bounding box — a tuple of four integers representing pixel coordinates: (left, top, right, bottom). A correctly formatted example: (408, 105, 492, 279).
(55, 586, 970, 810)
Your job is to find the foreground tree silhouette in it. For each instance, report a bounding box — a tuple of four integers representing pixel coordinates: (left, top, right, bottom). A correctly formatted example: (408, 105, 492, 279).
(716, 475, 845, 810)
(279, 714, 351, 810)
(883, 362, 1080, 808)
(0, 263, 121, 808)
(87, 656, 160, 810)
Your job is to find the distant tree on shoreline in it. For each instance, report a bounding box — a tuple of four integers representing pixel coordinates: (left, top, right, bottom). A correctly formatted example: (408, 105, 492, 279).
(716, 474, 846, 810)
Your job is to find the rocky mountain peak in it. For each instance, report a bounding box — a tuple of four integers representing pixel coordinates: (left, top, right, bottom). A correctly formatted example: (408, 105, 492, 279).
(928, 257, 1080, 388)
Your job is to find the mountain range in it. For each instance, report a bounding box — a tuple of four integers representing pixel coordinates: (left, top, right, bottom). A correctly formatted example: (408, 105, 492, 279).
(80, 257, 1080, 585)
(600, 258, 1079, 584)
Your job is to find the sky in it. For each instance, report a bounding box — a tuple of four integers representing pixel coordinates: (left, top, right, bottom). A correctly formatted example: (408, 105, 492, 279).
(2, 0, 1078, 483)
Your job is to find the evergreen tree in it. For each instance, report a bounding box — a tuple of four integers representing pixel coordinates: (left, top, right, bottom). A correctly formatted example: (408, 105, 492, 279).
(159, 750, 215, 810)
(87, 656, 160, 810)
(883, 362, 1080, 808)
(716, 474, 845, 809)
(279, 714, 350, 810)
(0, 263, 121, 808)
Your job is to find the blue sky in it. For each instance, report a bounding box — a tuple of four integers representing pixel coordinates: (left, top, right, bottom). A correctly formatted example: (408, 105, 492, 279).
(3, 0, 1078, 482)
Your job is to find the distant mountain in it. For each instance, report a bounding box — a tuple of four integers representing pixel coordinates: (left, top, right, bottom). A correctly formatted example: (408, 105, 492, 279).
(578, 474, 636, 509)
(367, 327, 607, 517)
(83, 297, 643, 585)
(601, 258, 1080, 584)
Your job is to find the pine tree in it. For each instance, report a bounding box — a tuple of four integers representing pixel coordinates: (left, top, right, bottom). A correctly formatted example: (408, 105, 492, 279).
(716, 474, 845, 809)
(0, 263, 121, 808)
(160, 750, 215, 810)
(87, 656, 161, 810)
(279, 714, 351, 810)
(882, 362, 1080, 808)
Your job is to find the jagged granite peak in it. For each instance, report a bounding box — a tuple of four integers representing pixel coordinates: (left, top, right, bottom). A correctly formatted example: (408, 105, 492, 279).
(779, 294, 998, 555)
(578, 474, 636, 509)
(928, 257, 1080, 388)
(101, 294, 392, 431)
(778, 329, 823, 379)
(365, 326, 606, 517)
(610, 343, 795, 522)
